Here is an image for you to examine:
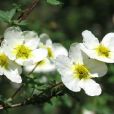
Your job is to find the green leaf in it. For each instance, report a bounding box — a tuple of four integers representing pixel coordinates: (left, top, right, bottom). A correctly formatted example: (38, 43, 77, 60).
(21, 92, 29, 99)
(13, 3, 27, 13)
(0, 95, 12, 106)
(13, 20, 28, 26)
(35, 85, 46, 91)
(0, 9, 16, 23)
(47, 0, 63, 6)
(9, 9, 16, 20)
(23, 76, 46, 91)
(0, 10, 9, 23)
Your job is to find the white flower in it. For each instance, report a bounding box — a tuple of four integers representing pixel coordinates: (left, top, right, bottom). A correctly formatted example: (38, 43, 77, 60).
(81, 30, 114, 63)
(0, 48, 22, 83)
(39, 33, 68, 61)
(2, 27, 48, 66)
(24, 58, 56, 73)
(56, 43, 107, 96)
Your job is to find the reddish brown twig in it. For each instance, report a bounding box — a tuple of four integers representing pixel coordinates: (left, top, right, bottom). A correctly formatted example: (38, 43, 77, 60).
(0, 82, 64, 110)
(18, 0, 39, 23)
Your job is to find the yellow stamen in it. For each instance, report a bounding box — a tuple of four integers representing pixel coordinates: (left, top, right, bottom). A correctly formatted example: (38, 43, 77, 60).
(96, 43, 110, 58)
(35, 59, 46, 67)
(71, 63, 91, 80)
(47, 47, 54, 59)
(0, 54, 8, 69)
(14, 45, 32, 59)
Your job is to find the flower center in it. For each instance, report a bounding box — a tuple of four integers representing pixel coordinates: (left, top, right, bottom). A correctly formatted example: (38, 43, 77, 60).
(47, 47, 54, 59)
(14, 45, 32, 59)
(0, 54, 8, 69)
(35, 59, 46, 66)
(72, 64, 90, 80)
(39, 45, 54, 59)
(96, 43, 110, 58)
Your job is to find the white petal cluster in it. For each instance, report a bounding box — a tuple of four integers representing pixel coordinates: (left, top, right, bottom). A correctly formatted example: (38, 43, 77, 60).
(39, 33, 68, 61)
(81, 30, 114, 63)
(0, 27, 48, 83)
(0, 26, 111, 97)
(56, 43, 107, 96)
(2, 27, 48, 66)
(24, 33, 68, 73)
(24, 58, 56, 73)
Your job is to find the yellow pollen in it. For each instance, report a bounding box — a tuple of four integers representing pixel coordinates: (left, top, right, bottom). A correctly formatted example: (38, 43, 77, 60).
(14, 45, 32, 59)
(35, 59, 46, 67)
(72, 64, 91, 80)
(96, 43, 110, 58)
(47, 47, 54, 59)
(0, 54, 8, 69)
(39, 45, 54, 59)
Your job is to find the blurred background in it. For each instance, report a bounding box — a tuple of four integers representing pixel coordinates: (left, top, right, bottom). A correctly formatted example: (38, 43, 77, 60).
(0, 0, 114, 114)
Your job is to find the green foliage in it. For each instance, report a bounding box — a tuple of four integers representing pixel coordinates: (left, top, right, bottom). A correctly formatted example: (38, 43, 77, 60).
(0, 9, 16, 23)
(21, 92, 29, 99)
(0, 95, 12, 107)
(0, 5, 27, 26)
(47, 0, 63, 6)
(23, 75, 47, 91)
(12, 20, 28, 26)
(13, 3, 27, 13)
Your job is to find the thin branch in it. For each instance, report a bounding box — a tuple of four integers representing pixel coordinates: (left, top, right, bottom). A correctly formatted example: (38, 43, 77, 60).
(0, 82, 64, 110)
(10, 62, 41, 100)
(18, 0, 39, 23)
(28, 62, 40, 75)
(8, 0, 40, 100)
(10, 85, 23, 100)
(37, 82, 63, 98)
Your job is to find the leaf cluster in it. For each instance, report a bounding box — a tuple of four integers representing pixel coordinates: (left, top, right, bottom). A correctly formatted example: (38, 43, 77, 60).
(22, 77, 65, 106)
(0, 5, 27, 26)
(0, 95, 12, 107)
(23, 75, 47, 91)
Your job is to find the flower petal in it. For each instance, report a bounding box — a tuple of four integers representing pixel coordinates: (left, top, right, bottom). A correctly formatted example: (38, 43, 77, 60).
(8, 59, 22, 74)
(52, 43, 68, 60)
(2, 40, 16, 60)
(4, 69, 22, 83)
(25, 38, 39, 50)
(22, 31, 39, 43)
(32, 48, 48, 63)
(102, 33, 114, 51)
(85, 59, 107, 77)
(56, 55, 73, 76)
(79, 79, 101, 96)
(24, 58, 56, 73)
(39, 33, 52, 46)
(0, 67, 4, 75)
(69, 43, 88, 64)
(62, 75, 81, 92)
(82, 30, 99, 49)
(4, 27, 22, 40)
(15, 58, 33, 66)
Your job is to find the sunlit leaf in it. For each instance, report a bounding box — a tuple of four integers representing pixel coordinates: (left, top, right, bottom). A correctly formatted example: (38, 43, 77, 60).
(47, 0, 63, 6)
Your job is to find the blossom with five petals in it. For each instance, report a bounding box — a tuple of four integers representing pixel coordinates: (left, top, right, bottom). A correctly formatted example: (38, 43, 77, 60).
(56, 43, 107, 96)
(2, 27, 48, 66)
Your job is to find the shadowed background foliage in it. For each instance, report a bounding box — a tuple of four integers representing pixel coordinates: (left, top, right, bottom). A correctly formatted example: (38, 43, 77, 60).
(0, 0, 114, 114)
